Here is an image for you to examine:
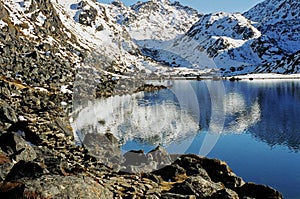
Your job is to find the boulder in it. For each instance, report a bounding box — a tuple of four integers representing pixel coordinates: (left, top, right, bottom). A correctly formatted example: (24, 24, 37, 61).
(210, 188, 239, 199)
(12, 175, 113, 199)
(147, 146, 172, 168)
(0, 152, 13, 181)
(152, 164, 186, 182)
(0, 101, 18, 123)
(5, 160, 44, 181)
(0, 132, 37, 162)
(176, 154, 244, 189)
(169, 176, 224, 198)
(83, 133, 123, 167)
(235, 182, 283, 199)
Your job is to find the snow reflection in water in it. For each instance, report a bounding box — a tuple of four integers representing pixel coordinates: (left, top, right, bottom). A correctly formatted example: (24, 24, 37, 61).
(71, 80, 261, 152)
(223, 92, 261, 133)
(72, 91, 199, 147)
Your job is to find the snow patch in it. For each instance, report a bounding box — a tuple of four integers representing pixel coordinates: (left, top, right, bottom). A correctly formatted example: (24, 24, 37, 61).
(36, 12, 47, 26)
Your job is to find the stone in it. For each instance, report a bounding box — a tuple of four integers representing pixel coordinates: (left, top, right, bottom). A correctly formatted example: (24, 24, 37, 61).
(22, 175, 113, 199)
(83, 133, 123, 167)
(170, 176, 224, 198)
(235, 182, 283, 199)
(123, 150, 149, 167)
(0, 101, 18, 123)
(161, 193, 196, 199)
(177, 155, 244, 189)
(7, 121, 42, 146)
(152, 164, 186, 182)
(147, 146, 172, 169)
(174, 155, 211, 180)
(0, 181, 25, 199)
(0, 132, 37, 162)
(0, 152, 13, 181)
(210, 188, 239, 199)
(5, 160, 44, 181)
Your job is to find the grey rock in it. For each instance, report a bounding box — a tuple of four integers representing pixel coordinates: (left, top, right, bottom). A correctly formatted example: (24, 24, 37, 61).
(0, 132, 37, 162)
(22, 175, 113, 199)
(147, 145, 172, 169)
(0, 101, 18, 123)
(83, 133, 123, 167)
(210, 188, 239, 199)
(123, 150, 148, 166)
(170, 176, 224, 198)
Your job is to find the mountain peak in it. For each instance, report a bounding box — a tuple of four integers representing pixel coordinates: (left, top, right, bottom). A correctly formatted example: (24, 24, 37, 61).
(151, 0, 170, 4)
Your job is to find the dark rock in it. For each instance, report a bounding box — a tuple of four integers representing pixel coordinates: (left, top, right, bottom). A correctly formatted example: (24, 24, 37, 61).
(0, 181, 25, 199)
(170, 176, 223, 198)
(104, 132, 119, 145)
(0, 101, 18, 123)
(161, 193, 196, 199)
(179, 155, 244, 189)
(174, 155, 211, 180)
(0, 152, 13, 181)
(7, 121, 42, 145)
(78, 5, 97, 27)
(228, 77, 241, 81)
(5, 160, 44, 181)
(210, 188, 239, 199)
(142, 173, 162, 183)
(235, 182, 283, 199)
(152, 164, 186, 182)
(0, 132, 37, 161)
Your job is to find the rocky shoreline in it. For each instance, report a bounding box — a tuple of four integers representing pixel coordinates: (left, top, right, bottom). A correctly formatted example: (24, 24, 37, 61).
(0, 76, 284, 198)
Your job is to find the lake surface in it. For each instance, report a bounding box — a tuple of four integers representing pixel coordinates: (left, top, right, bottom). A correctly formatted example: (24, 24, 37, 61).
(73, 79, 300, 199)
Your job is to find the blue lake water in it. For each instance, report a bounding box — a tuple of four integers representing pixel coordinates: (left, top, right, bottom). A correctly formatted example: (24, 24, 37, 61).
(121, 80, 300, 199)
(73, 79, 300, 198)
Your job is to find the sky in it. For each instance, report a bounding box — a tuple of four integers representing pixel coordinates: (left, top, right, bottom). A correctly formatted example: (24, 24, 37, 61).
(99, 0, 265, 14)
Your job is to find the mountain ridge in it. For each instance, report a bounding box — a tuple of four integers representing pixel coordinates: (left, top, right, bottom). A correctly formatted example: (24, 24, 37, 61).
(0, 0, 299, 79)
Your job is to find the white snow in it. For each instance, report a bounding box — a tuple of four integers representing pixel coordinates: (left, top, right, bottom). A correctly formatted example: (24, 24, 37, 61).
(61, 85, 73, 94)
(0, 20, 7, 28)
(36, 12, 47, 26)
(71, 92, 199, 146)
(231, 73, 300, 80)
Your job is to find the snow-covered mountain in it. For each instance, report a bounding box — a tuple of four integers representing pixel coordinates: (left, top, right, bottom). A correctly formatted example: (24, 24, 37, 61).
(0, 0, 299, 78)
(107, 0, 200, 46)
(244, 0, 299, 53)
(135, 0, 299, 75)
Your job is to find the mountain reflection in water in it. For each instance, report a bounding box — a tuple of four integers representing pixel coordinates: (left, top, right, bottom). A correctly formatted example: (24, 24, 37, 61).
(72, 80, 300, 199)
(74, 80, 261, 148)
